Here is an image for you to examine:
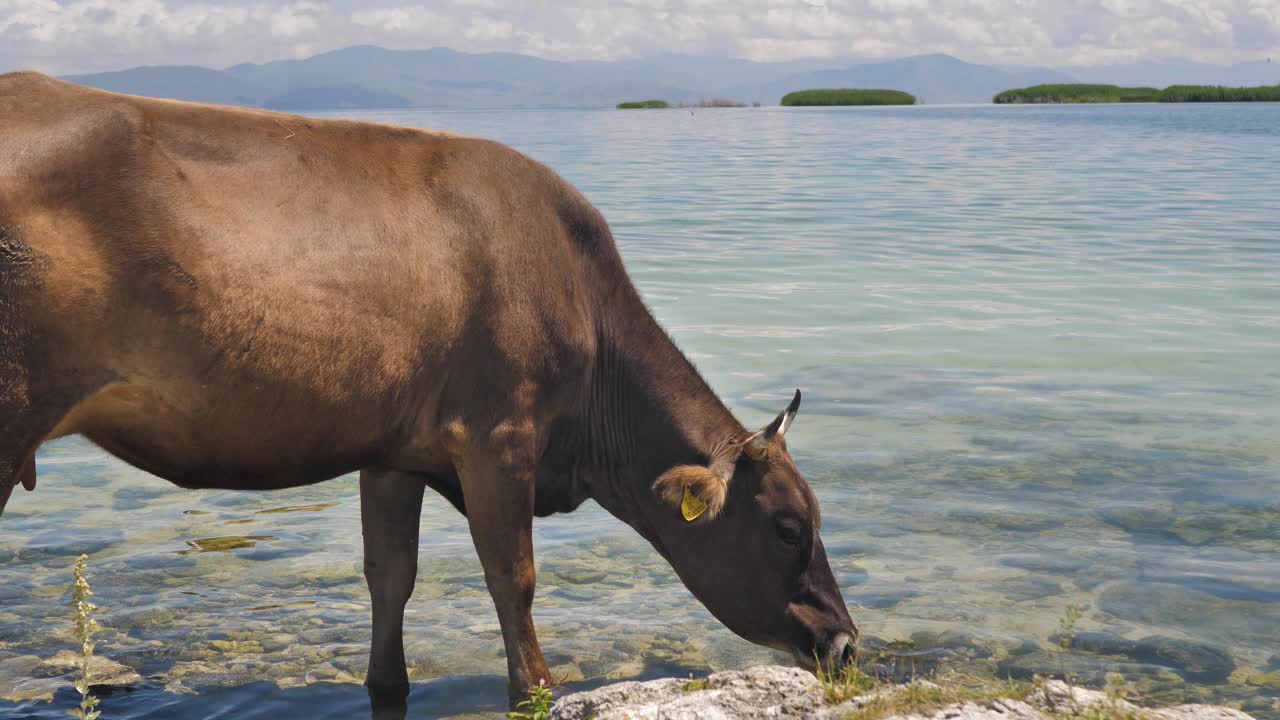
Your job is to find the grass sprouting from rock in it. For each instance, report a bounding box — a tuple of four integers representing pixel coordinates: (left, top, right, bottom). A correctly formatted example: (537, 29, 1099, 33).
(509, 678, 554, 720)
(782, 89, 917, 106)
(994, 83, 1280, 103)
(682, 675, 712, 692)
(838, 679, 1038, 720)
(814, 605, 1172, 720)
(816, 660, 878, 704)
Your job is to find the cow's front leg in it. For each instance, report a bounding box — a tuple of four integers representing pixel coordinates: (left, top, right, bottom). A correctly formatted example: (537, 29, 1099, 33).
(457, 441, 550, 706)
(360, 467, 426, 715)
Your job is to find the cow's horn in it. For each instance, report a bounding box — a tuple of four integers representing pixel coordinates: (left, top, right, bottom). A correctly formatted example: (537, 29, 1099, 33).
(746, 389, 802, 455)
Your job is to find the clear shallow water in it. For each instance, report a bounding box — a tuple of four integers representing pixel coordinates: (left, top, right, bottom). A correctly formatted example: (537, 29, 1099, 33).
(2, 103, 1278, 718)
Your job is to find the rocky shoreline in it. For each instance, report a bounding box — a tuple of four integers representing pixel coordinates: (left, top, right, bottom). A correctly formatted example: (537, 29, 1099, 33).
(0, 655, 1268, 719)
(549, 666, 1259, 720)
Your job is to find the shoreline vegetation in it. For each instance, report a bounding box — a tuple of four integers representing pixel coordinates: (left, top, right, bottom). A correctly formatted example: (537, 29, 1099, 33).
(546, 603, 1261, 719)
(548, 667, 1258, 720)
(618, 89, 918, 109)
(781, 89, 917, 106)
(994, 83, 1280, 103)
(617, 98, 761, 109)
(619, 83, 1280, 109)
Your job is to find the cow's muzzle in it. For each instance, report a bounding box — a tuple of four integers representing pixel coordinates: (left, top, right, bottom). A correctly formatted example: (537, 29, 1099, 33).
(792, 629, 859, 673)
(822, 631, 859, 671)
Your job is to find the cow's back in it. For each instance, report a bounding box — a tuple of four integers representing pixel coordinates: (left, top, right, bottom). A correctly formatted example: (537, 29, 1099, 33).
(0, 73, 602, 489)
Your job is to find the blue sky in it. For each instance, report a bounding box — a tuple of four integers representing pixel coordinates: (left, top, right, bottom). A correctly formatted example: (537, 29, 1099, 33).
(1, 0, 1276, 74)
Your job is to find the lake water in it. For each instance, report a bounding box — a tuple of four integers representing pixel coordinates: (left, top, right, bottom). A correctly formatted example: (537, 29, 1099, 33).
(2, 103, 1278, 719)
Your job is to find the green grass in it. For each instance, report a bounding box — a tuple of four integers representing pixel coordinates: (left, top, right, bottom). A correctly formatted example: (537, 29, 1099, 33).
(820, 604, 1155, 720)
(616, 99, 669, 109)
(682, 674, 712, 692)
(816, 662, 878, 704)
(827, 670, 1148, 720)
(839, 679, 1037, 720)
(781, 89, 917, 106)
(994, 83, 1280, 103)
(507, 678, 554, 720)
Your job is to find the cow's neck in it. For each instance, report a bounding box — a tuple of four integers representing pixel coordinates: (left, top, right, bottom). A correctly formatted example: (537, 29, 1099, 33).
(577, 288, 744, 534)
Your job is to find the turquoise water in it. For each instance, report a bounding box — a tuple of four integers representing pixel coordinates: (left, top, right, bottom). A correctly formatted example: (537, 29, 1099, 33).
(2, 104, 1278, 718)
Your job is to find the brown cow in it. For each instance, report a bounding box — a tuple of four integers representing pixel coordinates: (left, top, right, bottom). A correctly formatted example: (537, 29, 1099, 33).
(0, 72, 858, 711)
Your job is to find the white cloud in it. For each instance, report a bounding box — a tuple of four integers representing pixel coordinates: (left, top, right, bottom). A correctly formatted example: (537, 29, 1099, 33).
(1, 0, 1278, 74)
(268, 2, 322, 39)
(465, 17, 516, 41)
(350, 6, 454, 34)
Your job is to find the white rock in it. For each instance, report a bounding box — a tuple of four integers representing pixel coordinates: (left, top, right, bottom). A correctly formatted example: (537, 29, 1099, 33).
(549, 666, 1257, 720)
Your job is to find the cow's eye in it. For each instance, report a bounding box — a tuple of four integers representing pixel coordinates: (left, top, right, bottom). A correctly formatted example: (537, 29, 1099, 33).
(776, 519, 804, 546)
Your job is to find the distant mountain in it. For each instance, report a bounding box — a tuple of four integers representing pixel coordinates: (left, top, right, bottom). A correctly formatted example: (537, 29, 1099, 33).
(54, 45, 1280, 110)
(263, 85, 414, 111)
(221, 45, 863, 108)
(1055, 59, 1280, 89)
(62, 65, 268, 106)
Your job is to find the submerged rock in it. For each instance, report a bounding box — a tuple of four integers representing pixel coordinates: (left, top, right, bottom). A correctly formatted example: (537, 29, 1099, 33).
(24, 529, 124, 558)
(1129, 636, 1236, 684)
(550, 568, 609, 585)
(847, 590, 920, 609)
(908, 629, 1001, 657)
(995, 649, 1169, 685)
(1098, 504, 1280, 549)
(1033, 681, 1255, 720)
(548, 667, 1258, 720)
(997, 576, 1064, 602)
(32, 649, 144, 689)
(0, 677, 64, 703)
(1097, 582, 1280, 647)
(1244, 671, 1280, 690)
(0, 655, 49, 701)
(1048, 631, 1139, 656)
(998, 554, 1092, 575)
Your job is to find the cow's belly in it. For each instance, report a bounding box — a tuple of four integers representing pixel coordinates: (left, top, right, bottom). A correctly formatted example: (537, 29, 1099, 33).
(48, 379, 398, 490)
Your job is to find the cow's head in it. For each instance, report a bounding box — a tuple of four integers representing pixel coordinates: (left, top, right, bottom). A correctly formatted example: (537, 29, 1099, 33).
(649, 390, 858, 672)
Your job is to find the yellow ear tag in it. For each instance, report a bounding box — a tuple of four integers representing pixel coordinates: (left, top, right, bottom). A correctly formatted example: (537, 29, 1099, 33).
(681, 485, 708, 522)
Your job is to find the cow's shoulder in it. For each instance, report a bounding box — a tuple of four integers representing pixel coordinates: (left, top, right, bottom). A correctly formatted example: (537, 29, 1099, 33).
(0, 71, 78, 99)
(0, 71, 135, 116)
(0, 70, 57, 92)
(0, 78, 151, 225)
(1, 74, 146, 151)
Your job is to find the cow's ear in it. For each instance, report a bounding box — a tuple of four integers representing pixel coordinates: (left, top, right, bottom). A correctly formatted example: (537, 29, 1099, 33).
(652, 465, 727, 523)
